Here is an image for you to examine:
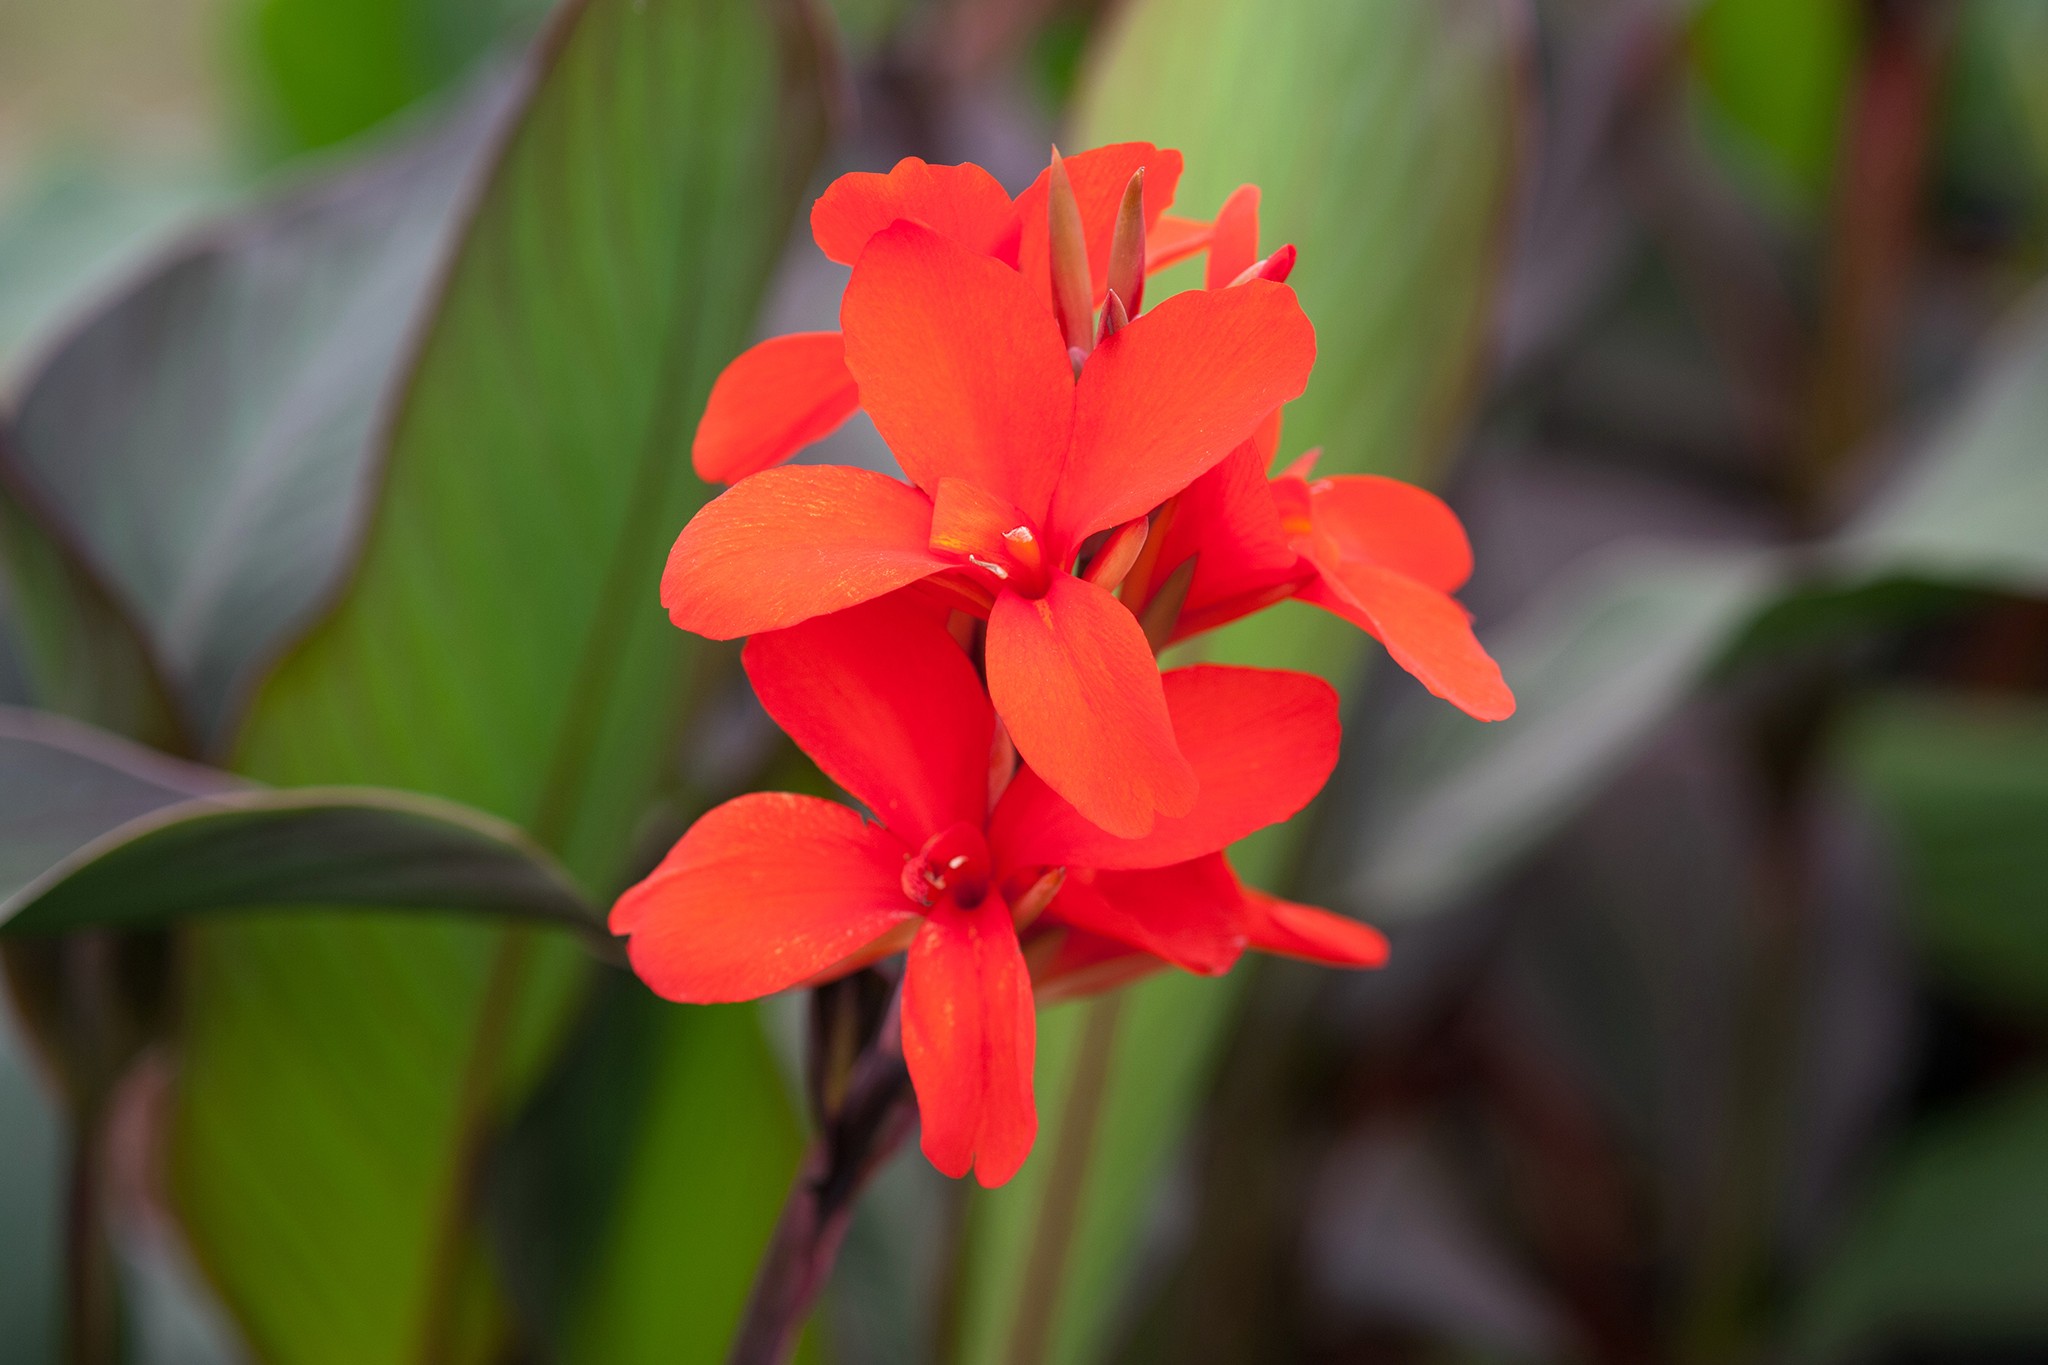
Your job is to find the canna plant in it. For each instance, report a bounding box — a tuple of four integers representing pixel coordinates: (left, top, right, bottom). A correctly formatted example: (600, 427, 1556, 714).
(620, 142, 1514, 1359)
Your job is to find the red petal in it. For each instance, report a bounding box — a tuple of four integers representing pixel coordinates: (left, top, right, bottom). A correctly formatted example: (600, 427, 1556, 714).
(1307, 475, 1474, 592)
(1204, 184, 1261, 290)
(1014, 143, 1184, 307)
(1048, 857, 1245, 976)
(985, 573, 1196, 840)
(1052, 281, 1315, 543)
(1026, 927, 1166, 1003)
(662, 465, 947, 640)
(1240, 887, 1389, 968)
(743, 597, 994, 845)
(612, 793, 915, 1002)
(1155, 436, 1304, 627)
(1302, 559, 1514, 721)
(840, 222, 1073, 522)
(811, 158, 1017, 264)
(991, 664, 1338, 870)
(1146, 214, 1212, 272)
(903, 902, 1037, 1186)
(691, 332, 859, 484)
(927, 478, 1050, 592)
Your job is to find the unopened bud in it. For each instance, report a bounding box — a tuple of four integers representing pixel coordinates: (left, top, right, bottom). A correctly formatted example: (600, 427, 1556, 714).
(1227, 243, 1297, 288)
(1098, 289, 1130, 343)
(1047, 149, 1096, 356)
(1105, 168, 1147, 315)
(1083, 515, 1148, 591)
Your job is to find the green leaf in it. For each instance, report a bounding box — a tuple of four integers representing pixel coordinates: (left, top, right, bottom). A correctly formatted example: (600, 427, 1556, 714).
(1831, 297, 2048, 598)
(0, 987, 63, 1363)
(0, 473, 185, 748)
(1690, 0, 1858, 210)
(1350, 546, 1783, 919)
(951, 4, 1527, 1362)
(1076, 0, 1520, 489)
(1836, 691, 2048, 1014)
(1789, 1072, 2048, 1361)
(3, 102, 496, 750)
(153, 0, 836, 1360)
(239, 0, 551, 155)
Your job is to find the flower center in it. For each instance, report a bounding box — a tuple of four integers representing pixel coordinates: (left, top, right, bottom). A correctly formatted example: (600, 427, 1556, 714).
(928, 480, 1053, 598)
(901, 822, 994, 910)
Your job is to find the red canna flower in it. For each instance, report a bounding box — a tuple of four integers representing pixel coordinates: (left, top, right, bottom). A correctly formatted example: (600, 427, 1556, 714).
(610, 597, 1372, 1185)
(663, 216, 1317, 837)
(691, 144, 1207, 484)
(1114, 192, 1515, 722)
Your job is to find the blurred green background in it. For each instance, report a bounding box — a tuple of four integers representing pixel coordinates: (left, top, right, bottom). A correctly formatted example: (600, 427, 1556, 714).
(2, 0, 2046, 1363)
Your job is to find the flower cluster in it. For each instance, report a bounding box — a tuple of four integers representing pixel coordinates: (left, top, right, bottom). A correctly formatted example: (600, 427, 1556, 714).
(613, 144, 1513, 1186)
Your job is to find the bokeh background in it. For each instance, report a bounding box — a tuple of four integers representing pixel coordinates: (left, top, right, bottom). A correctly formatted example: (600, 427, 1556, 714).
(3, 0, 2046, 1362)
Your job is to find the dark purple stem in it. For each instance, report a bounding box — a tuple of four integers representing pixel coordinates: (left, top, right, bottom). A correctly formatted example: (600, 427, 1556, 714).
(726, 978, 918, 1365)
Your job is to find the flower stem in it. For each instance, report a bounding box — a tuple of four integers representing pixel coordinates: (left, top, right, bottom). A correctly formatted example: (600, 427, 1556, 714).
(1001, 991, 1125, 1365)
(727, 982, 917, 1365)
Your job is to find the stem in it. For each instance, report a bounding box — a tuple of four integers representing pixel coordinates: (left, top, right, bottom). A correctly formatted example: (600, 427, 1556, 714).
(727, 990, 918, 1365)
(1001, 992, 1125, 1365)
(63, 1108, 118, 1365)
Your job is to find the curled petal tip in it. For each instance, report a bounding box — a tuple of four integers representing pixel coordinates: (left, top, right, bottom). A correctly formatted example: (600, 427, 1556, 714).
(1228, 243, 1297, 288)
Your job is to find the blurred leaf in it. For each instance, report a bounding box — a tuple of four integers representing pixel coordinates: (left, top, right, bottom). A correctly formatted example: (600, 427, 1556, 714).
(156, 0, 836, 1361)
(0, 160, 219, 384)
(240, 0, 552, 155)
(0, 705, 233, 902)
(1349, 546, 1782, 919)
(1838, 691, 2048, 1014)
(0, 473, 185, 748)
(3, 99, 499, 751)
(2, 761, 599, 942)
(952, 3, 1527, 1362)
(1077, 0, 1521, 489)
(1690, 0, 1859, 209)
(1974, 0, 2048, 188)
(1832, 295, 2048, 598)
(1789, 1072, 2048, 1362)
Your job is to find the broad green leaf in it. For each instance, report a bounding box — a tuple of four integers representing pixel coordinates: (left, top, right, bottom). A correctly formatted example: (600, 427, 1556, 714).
(3, 784, 598, 941)
(955, 4, 1527, 1362)
(1832, 297, 2048, 597)
(1788, 1072, 2048, 1361)
(3, 101, 496, 750)
(239, 0, 550, 155)
(1349, 546, 1783, 918)
(163, 0, 836, 1361)
(1837, 691, 2048, 1013)
(1690, 0, 1857, 210)
(1077, 0, 1519, 489)
(0, 160, 218, 384)
(0, 477, 184, 747)
(0, 704, 234, 903)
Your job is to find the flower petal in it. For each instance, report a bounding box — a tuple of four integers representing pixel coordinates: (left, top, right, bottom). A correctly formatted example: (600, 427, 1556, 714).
(662, 465, 948, 640)
(1026, 928, 1166, 1003)
(612, 792, 914, 1002)
(1301, 559, 1514, 721)
(691, 332, 859, 484)
(991, 663, 1338, 870)
(743, 596, 993, 844)
(1307, 475, 1474, 592)
(1014, 143, 1183, 307)
(903, 901, 1037, 1186)
(1146, 214, 1212, 272)
(1151, 434, 1304, 629)
(840, 222, 1073, 521)
(1052, 281, 1315, 543)
(985, 573, 1196, 840)
(811, 157, 1017, 264)
(1240, 887, 1389, 968)
(1204, 184, 1261, 289)
(1048, 856, 1245, 976)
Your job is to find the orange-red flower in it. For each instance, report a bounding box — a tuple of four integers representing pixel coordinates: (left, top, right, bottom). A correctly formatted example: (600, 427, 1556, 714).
(690, 144, 1206, 484)
(610, 597, 1376, 1185)
(663, 216, 1316, 837)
